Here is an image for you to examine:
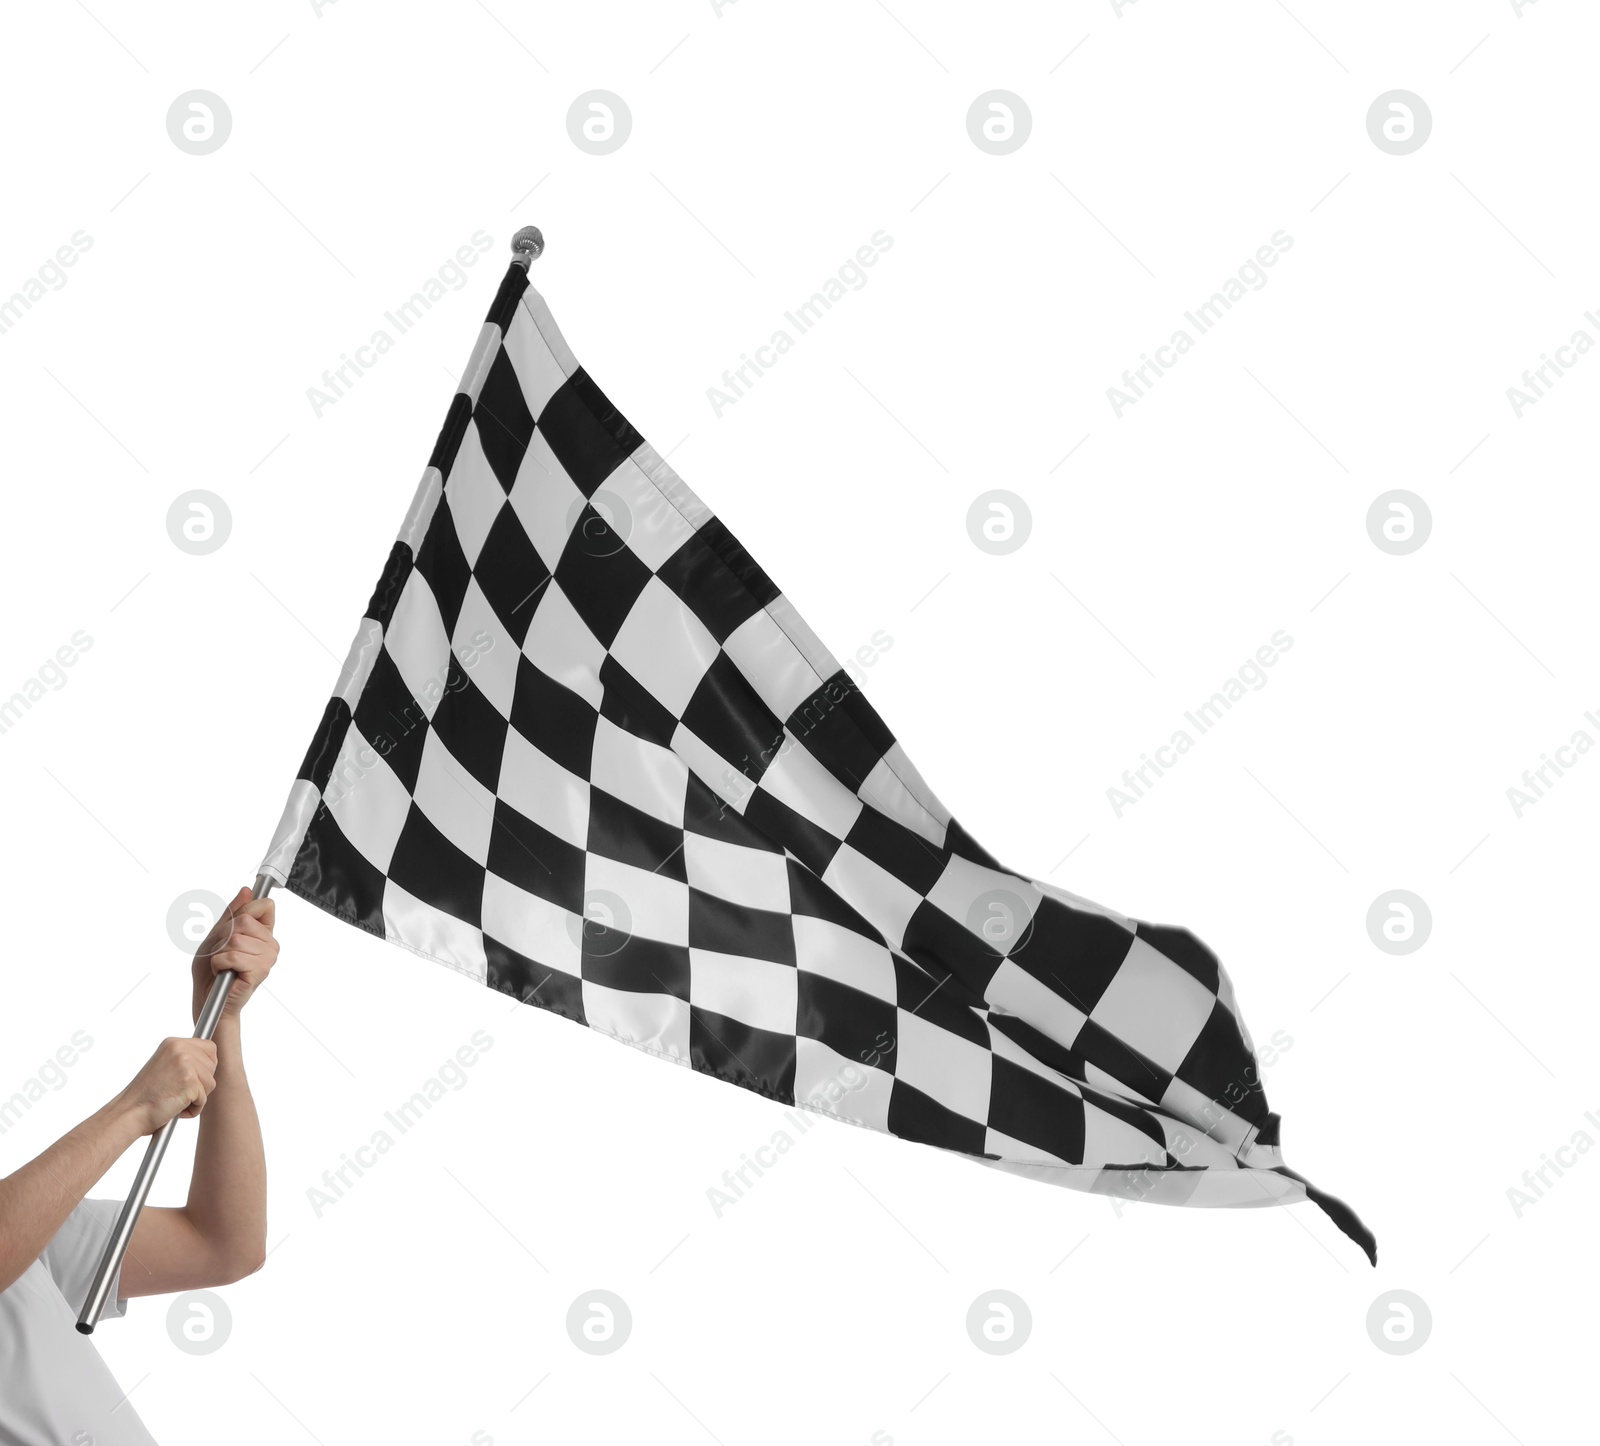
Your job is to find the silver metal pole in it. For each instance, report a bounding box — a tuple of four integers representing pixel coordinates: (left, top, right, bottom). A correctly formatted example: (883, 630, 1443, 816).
(77, 874, 275, 1334)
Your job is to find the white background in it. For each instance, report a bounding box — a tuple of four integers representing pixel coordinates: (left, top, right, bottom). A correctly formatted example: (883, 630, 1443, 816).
(1, 1, 1595, 1442)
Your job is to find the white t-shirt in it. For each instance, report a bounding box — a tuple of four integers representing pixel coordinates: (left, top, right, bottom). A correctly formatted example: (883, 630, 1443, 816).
(0, 1198, 158, 1445)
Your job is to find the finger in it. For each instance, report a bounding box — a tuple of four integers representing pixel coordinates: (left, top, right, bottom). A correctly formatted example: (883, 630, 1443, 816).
(212, 942, 270, 977)
(228, 915, 273, 944)
(223, 886, 253, 919)
(239, 897, 276, 929)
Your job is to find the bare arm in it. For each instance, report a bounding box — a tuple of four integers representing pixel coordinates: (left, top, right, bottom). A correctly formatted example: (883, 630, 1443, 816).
(123, 889, 277, 1295)
(0, 1041, 217, 1296)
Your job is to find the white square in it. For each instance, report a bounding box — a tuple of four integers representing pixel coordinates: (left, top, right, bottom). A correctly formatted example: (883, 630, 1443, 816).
(878, 741, 951, 826)
(1082, 1099, 1166, 1169)
(452, 578, 519, 718)
(590, 716, 688, 827)
(584, 853, 689, 946)
(444, 424, 508, 566)
(794, 1037, 892, 1129)
(521, 580, 606, 711)
(482, 871, 581, 978)
(412, 729, 496, 864)
(497, 729, 590, 850)
(758, 738, 864, 841)
(385, 569, 454, 720)
(502, 302, 571, 419)
(582, 980, 691, 1062)
(507, 430, 587, 571)
(764, 593, 840, 682)
(671, 723, 754, 816)
(926, 855, 1042, 954)
(895, 1008, 991, 1123)
(821, 844, 922, 950)
(1160, 1075, 1252, 1152)
(1088, 934, 1216, 1072)
(683, 834, 790, 912)
(322, 724, 412, 874)
(793, 915, 896, 1003)
(720, 608, 827, 722)
(985, 957, 1088, 1051)
(689, 949, 797, 1034)
(984, 1125, 1070, 1167)
(607, 577, 721, 719)
(599, 458, 699, 571)
(858, 752, 947, 849)
(382, 878, 487, 984)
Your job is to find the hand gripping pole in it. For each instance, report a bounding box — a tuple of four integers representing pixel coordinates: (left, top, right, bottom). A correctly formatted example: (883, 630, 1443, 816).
(77, 874, 275, 1334)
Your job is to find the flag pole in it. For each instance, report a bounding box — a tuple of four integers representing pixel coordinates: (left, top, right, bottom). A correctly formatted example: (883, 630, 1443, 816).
(76, 873, 275, 1334)
(77, 224, 544, 1333)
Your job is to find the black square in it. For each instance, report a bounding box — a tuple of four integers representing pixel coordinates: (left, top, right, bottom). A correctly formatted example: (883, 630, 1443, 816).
(429, 392, 474, 478)
(351, 648, 430, 795)
(509, 655, 599, 780)
(588, 787, 687, 881)
(412, 497, 473, 638)
(485, 934, 586, 1025)
(683, 771, 782, 851)
(1136, 921, 1221, 994)
(742, 789, 845, 878)
(535, 368, 643, 497)
(784, 858, 883, 942)
(797, 971, 897, 1069)
(1006, 894, 1136, 1016)
(900, 900, 1005, 1001)
(988, 1056, 1086, 1164)
(1083, 1086, 1169, 1154)
(387, 803, 486, 928)
(583, 931, 691, 1000)
(290, 804, 387, 936)
(428, 657, 510, 793)
(691, 1006, 796, 1103)
(599, 655, 679, 750)
(886, 1078, 986, 1157)
(364, 542, 414, 631)
(784, 672, 894, 791)
(473, 505, 550, 648)
(944, 818, 1002, 871)
(1175, 1000, 1269, 1127)
(680, 653, 785, 782)
(688, 887, 796, 966)
(473, 348, 536, 491)
(552, 523, 653, 648)
(1073, 1019, 1171, 1104)
(297, 698, 353, 794)
(893, 953, 989, 1043)
(843, 808, 947, 896)
(989, 1013, 1087, 1084)
(654, 517, 777, 643)
(487, 798, 587, 913)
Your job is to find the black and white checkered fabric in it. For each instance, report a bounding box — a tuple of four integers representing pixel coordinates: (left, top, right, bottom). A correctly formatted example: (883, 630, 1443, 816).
(263, 257, 1374, 1263)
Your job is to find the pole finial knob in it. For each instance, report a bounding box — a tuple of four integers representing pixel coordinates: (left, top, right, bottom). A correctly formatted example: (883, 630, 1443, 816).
(511, 226, 545, 268)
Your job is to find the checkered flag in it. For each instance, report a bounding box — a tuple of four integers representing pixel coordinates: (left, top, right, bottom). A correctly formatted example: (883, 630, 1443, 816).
(262, 251, 1375, 1264)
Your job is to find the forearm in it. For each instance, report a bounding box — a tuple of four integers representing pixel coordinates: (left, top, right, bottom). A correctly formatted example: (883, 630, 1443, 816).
(0, 1095, 143, 1294)
(182, 1015, 267, 1277)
